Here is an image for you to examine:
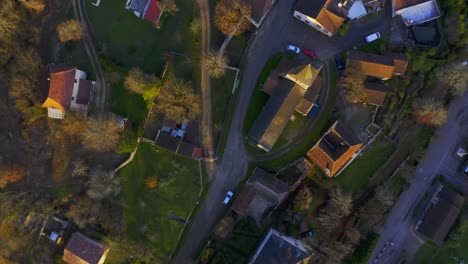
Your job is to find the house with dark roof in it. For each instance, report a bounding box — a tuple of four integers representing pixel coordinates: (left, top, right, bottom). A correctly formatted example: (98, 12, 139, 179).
(249, 62, 323, 152)
(347, 50, 409, 80)
(63, 232, 109, 264)
(363, 82, 388, 106)
(125, 0, 163, 24)
(249, 228, 312, 264)
(246, 0, 277, 27)
(392, 0, 441, 26)
(306, 121, 363, 177)
(293, 0, 348, 37)
(42, 65, 94, 119)
(231, 168, 289, 222)
(417, 186, 464, 245)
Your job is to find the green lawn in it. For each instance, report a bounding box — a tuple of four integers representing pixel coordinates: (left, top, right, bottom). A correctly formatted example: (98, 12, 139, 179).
(212, 69, 237, 149)
(110, 81, 148, 130)
(85, 0, 200, 75)
(334, 135, 396, 195)
(118, 142, 201, 261)
(414, 220, 468, 264)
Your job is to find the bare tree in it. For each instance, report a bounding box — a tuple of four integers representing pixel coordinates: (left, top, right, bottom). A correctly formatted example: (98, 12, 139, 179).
(214, 0, 252, 35)
(317, 188, 352, 232)
(342, 66, 367, 103)
(155, 77, 200, 122)
(86, 167, 120, 200)
(189, 18, 201, 34)
(202, 51, 228, 78)
(124, 67, 160, 95)
(13, 47, 41, 76)
(320, 240, 354, 262)
(56, 19, 83, 43)
(413, 98, 448, 127)
(82, 115, 122, 152)
(436, 61, 468, 96)
(343, 226, 362, 245)
(72, 159, 89, 177)
(375, 185, 395, 209)
(293, 186, 313, 211)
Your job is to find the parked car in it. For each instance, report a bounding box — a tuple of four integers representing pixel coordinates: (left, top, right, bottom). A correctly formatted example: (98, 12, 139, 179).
(287, 45, 300, 53)
(303, 49, 317, 58)
(334, 55, 344, 71)
(308, 102, 320, 118)
(365, 32, 381, 43)
(300, 229, 316, 238)
(223, 191, 234, 205)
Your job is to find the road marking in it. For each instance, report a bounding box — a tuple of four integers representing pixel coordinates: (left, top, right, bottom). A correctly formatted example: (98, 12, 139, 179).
(417, 168, 424, 174)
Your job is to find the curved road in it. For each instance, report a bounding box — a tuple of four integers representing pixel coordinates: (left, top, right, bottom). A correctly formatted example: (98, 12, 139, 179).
(72, 0, 108, 111)
(175, 0, 392, 262)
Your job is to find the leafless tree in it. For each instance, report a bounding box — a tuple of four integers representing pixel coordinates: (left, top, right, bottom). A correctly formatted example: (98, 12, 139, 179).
(83, 115, 122, 152)
(413, 98, 448, 127)
(436, 61, 468, 96)
(202, 51, 228, 78)
(86, 167, 120, 200)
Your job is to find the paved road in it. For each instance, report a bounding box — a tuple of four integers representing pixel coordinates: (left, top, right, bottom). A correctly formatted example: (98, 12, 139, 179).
(175, 0, 393, 262)
(74, 0, 108, 110)
(369, 92, 468, 264)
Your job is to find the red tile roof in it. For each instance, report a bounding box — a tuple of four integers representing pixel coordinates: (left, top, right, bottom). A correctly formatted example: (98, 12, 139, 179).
(48, 68, 76, 110)
(143, 0, 162, 23)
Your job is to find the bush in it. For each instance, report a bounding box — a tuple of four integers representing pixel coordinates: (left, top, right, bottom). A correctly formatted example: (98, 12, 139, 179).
(350, 232, 380, 264)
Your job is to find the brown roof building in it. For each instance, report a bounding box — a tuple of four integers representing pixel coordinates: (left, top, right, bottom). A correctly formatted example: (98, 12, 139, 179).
(293, 0, 348, 37)
(249, 63, 323, 152)
(347, 50, 409, 80)
(306, 121, 363, 177)
(42, 65, 94, 119)
(417, 186, 464, 245)
(363, 82, 388, 106)
(231, 168, 289, 222)
(63, 232, 109, 264)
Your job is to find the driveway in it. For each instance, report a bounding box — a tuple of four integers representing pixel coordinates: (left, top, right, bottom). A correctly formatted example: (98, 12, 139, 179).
(368, 92, 468, 264)
(174, 0, 393, 262)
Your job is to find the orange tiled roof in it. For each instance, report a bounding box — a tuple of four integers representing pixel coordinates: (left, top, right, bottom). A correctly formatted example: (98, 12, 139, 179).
(44, 68, 76, 110)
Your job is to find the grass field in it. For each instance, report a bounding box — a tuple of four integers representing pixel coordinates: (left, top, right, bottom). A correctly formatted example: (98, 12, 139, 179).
(110, 80, 148, 130)
(414, 220, 468, 264)
(334, 135, 396, 195)
(85, 0, 200, 75)
(212, 69, 237, 150)
(118, 142, 201, 261)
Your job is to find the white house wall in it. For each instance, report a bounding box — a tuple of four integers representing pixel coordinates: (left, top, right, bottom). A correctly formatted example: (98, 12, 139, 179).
(293, 11, 332, 37)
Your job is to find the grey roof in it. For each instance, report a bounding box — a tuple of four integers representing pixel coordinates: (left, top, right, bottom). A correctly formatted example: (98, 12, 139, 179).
(397, 0, 440, 26)
(418, 187, 464, 245)
(251, 229, 310, 264)
(248, 81, 306, 151)
(127, 0, 150, 14)
(412, 26, 436, 42)
(295, 0, 327, 18)
(250, 168, 289, 195)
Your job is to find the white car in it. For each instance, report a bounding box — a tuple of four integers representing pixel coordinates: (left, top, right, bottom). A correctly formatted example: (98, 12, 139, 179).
(223, 191, 233, 205)
(287, 45, 300, 53)
(365, 32, 381, 43)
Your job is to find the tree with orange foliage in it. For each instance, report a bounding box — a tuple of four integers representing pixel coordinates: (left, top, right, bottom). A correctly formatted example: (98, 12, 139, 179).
(18, 0, 45, 12)
(145, 176, 158, 189)
(0, 164, 27, 188)
(56, 19, 83, 43)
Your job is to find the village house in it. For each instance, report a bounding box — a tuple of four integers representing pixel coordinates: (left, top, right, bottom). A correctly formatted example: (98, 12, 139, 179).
(362, 82, 388, 106)
(416, 186, 464, 245)
(346, 50, 409, 80)
(248, 62, 323, 152)
(249, 228, 314, 264)
(306, 121, 363, 177)
(392, 0, 441, 26)
(293, 0, 349, 37)
(63, 232, 110, 264)
(42, 65, 94, 119)
(125, 0, 163, 24)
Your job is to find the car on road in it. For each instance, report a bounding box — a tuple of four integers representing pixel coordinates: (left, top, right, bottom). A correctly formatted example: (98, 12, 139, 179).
(365, 32, 381, 43)
(334, 55, 344, 72)
(223, 191, 234, 205)
(287, 45, 300, 53)
(300, 229, 316, 238)
(456, 146, 467, 159)
(303, 49, 317, 58)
